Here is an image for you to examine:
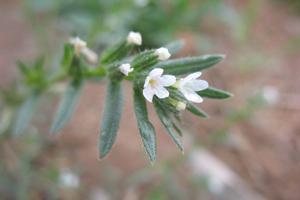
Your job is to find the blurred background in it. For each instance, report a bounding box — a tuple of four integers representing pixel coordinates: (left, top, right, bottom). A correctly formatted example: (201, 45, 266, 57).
(1, 0, 300, 199)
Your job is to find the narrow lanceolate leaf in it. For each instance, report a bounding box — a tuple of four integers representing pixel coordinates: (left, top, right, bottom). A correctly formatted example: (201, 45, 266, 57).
(99, 80, 123, 158)
(133, 86, 156, 162)
(100, 41, 132, 64)
(165, 40, 185, 55)
(154, 54, 225, 75)
(13, 93, 39, 136)
(197, 87, 233, 99)
(50, 81, 83, 133)
(153, 100, 184, 152)
(186, 103, 209, 118)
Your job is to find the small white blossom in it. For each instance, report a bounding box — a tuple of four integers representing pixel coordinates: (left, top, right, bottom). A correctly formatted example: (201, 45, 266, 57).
(69, 37, 98, 64)
(119, 63, 134, 76)
(176, 102, 186, 111)
(143, 68, 176, 102)
(178, 72, 208, 103)
(262, 86, 279, 105)
(59, 168, 80, 188)
(69, 37, 87, 56)
(155, 47, 171, 60)
(127, 31, 142, 46)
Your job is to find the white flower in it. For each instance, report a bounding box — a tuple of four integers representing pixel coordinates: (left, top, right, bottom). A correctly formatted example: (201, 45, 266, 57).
(178, 72, 209, 103)
(127, 31, 142, 46)
(59, 168, 80, 188)
(262, 86, 279, 105)
(69, 37, 98, 64)
(69, 37, 87, 56)
(176, 102, 186, 111)
(155, 47, 171, 60)
(143, 68, 176, 102)
(119, 63, 134, 76)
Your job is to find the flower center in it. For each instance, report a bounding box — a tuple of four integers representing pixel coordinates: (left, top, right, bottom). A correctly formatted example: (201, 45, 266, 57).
(149, 79, 157, 88)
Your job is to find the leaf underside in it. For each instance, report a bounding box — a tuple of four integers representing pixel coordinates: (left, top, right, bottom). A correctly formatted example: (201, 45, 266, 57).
(153, 99, 184, 152)
(13, 93, 39, 136)
(99, 80, 123, 158)
(50, 81, 83, 133)
(133, 86, 156, 162)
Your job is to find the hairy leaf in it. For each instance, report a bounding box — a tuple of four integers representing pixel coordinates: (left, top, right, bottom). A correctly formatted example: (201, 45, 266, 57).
(154, 54, 225, 75)
(50, 81, 83, 133)
(186, 103, 209, 118)
(165, 40, 185, 55)
(13, 93, 39, 136)
(100, 41, 132, 64)
(99, 80, 123, 158)
(133, 86, 156, 162)
(198, 87, 233, 99)
(153, 100, 184, 152)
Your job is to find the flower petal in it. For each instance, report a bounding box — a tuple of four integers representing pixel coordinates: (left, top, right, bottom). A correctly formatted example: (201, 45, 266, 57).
(159, 75, 176, 87)
(144, 76, 151, 87)
(143, 87, 155, 102)
(182, 90, 203, 103)
(149, 68, 164, 77)
(184, 72, 202, 82)
(155, 86, 169, 99)
(189, 80, 209, 91)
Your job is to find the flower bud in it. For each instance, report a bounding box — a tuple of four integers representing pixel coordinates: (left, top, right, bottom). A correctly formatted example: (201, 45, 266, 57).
(119, 63, 134, 76)
(127, 31, 142, 46)
(69, 37, 87, 56)
(155, 47, 171, 60)
(176, 101, 186, 111)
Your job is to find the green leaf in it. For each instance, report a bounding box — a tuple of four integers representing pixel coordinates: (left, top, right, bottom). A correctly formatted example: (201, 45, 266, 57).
(133, 86, 156, 162)
(197, 87, 233, 99)
(13, 93, 39, 136)
(165, 40, 185, 55)
(61, 44, 74, 70)
(50, 81, 83, 133)
(153, 99, 184, 152)
(100, 41, 132, 64)
(131, 50, 158, 72)
(186, 103, 209, 118)
(154, 54, 225, 75)
(99, 80, 123, 158)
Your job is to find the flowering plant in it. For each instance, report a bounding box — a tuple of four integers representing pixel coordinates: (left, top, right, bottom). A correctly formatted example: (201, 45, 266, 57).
(7, 32, 231, 162)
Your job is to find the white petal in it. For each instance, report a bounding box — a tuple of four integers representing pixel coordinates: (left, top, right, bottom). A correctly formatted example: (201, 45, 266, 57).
(189, 80, 209, 91)
(182, 90, 203, 103)
(144, 76, 150, 87)
(184, 72, 202, 82)
(159, 75, 176, 87)
(149, 68, 164, 77)
(143, 87, 155, 102)
(155, 86, 169, 99)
